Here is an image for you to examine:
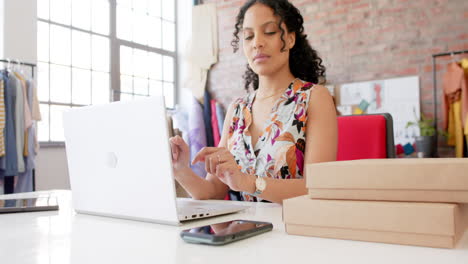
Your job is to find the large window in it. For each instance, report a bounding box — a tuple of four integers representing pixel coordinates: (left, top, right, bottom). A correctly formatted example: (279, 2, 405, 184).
(37, 0, 176, 143)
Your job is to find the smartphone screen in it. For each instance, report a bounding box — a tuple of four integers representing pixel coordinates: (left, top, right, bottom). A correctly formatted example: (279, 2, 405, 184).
(180, 220, 273, 245)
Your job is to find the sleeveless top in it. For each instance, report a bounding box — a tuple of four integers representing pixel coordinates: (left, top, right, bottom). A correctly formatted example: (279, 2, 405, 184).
(227, 79, 315, 201)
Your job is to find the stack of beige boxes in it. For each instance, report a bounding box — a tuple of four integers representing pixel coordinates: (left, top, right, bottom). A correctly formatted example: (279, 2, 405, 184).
(283, 158, 468, 248)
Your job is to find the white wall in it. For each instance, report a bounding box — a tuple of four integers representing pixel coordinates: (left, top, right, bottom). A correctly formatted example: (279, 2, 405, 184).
(3, 0, 36, 62)
(0, 0, 4, 58)
(35, 147, 70, 190)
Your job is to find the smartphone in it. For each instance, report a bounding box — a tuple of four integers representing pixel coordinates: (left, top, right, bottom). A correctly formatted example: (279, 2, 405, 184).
(180, 219, 273, 245)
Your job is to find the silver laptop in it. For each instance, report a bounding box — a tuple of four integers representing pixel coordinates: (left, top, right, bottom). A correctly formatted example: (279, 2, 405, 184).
(63, 96, 247, 225)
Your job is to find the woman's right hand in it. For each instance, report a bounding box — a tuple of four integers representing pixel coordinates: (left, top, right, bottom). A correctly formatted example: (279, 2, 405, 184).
(169, 135, 190, 172)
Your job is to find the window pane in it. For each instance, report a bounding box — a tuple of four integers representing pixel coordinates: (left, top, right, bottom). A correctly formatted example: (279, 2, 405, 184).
(50, 25, 71, 65)
(120, 74, 133, 93)
(37, 22, 49, 62)
(92, 35, 109, 72)
(72, 68, 91, 105)
(149, 80, 162, 96)
(162, 21, 175, 52)
(132, 11, 148, 45)
(72, 30, 91, 69)
(134, 77, 148, 96)
(148, 0, 161, 17)
(148, 52, 162, 80)
(37, 0, 49, 20)
(120, 46, 133, 75)
(38, 62, 50, 101)
(162, 0, 174, 22)
(117, 0, 132, 8)
(72, 0, 91, 30)
(119, 93, 133, 101)
(91, 0, 109, 35)
(132, 0, 147, 13)
(117, 6, 132, 41)
(133, 48, 148, 78)
(50, 105, 69, 141)
(147, 16, 161, 49)
(38, 104, 50, 142)
(50, 64, 71, 103)
(163, 56, 174, 82)
(92, 71, 110, 104)
(50, 0, 71, 25)
(163, 82, 174, 108)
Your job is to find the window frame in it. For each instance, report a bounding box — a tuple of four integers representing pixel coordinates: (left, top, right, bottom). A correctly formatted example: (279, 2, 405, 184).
(37, 0, 178, 147)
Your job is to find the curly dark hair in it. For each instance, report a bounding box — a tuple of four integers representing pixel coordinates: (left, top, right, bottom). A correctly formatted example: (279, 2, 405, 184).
(231, 0, 326, 91)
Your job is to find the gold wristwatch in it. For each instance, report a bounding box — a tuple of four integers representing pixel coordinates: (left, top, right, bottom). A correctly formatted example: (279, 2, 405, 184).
(252, 176, 266, 196)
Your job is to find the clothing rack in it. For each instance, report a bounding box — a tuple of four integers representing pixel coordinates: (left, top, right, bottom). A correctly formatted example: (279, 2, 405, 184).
(432, 49, 468, 156)
(0, 59, 36, 78)
(0, 59, 37, 193)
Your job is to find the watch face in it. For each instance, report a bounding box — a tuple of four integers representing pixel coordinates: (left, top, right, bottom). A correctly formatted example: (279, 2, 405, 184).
(256, 177, 266, 191)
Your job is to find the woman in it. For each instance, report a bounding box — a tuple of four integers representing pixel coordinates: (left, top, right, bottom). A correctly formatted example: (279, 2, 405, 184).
(170, 0, 337, 204)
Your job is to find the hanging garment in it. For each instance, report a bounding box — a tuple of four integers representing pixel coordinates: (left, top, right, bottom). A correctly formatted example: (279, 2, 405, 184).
(461, 58, 468, 153)
(188, 96, 207, 178)
(227, 79, 314, 202)
(0, 73, 6, 157)
(215, 102, 225, 135)
(31, 81, 41, 121)
(14, 72, 33, 129)
(447, 100, 464, 157)
(15, 79, 37, 193)
(203, 89, 214, 147)
(14, 73, 33, 157)
(4, 72, 18, 176)
(13, 75, 25, 173)
(188, 3, 218, 100)
(442, 62, 468, 157)
(210, 99, 220, 146)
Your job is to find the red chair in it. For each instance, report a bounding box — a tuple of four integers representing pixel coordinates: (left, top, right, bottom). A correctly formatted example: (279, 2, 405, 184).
(337, 113, 395, 161)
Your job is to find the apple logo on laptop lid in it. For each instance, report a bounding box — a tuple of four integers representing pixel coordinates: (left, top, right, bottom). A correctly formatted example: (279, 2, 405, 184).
(106, 152, 118, 168)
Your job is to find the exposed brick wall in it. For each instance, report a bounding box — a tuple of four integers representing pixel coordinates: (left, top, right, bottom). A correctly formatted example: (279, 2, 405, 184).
(203, 0, 468, 125)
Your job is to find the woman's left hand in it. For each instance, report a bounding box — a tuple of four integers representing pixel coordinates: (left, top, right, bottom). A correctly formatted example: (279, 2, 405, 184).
(192, 147, 254, 192)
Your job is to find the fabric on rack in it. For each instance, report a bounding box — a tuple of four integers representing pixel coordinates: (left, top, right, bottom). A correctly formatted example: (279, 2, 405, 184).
(15, 79, 37, 193)
(215, 102, 225, 135)
(25, 80, 34, 156)
(210, 99, 220, 146)
(14, 73, 33, 157)
(461, 58, 468, 152)
(15, 124, 36, 193)
(203, 89, 214, 147)
(13, 75, 25, 173)
(442, 62, 467, 157)
(442, 62, 468, 129)
(188, 96, 207, 178)
(14, 72, 32, 129)
(0, 73, 6, 157)
(188, 3, 218, 100)
(31, 81, 41, 121)
(1, 72, 18, 176)
(447, 100, 464, 157)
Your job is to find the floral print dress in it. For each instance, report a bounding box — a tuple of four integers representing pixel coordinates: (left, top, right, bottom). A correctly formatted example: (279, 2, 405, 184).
(227, 79, 315, 201)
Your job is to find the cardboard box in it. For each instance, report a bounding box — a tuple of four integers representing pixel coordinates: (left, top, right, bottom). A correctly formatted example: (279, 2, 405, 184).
(283, 195, 465, 248)
(307, 158, 468, 203)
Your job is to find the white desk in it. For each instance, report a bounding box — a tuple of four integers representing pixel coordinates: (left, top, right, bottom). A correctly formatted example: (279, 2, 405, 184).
(1, 190, 468, 264)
